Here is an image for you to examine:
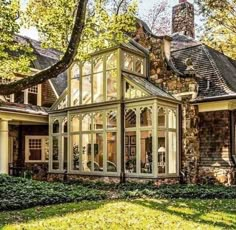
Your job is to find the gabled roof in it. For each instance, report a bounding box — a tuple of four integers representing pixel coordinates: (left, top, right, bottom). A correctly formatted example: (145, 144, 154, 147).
(170, 33, 236, 102)
(16, 35, 67, 97)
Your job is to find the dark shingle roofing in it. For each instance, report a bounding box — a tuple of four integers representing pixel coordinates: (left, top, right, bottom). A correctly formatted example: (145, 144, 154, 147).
(0, 100, 49, 115)
(123, 72, 177, 101)
(170, 33, 236, 102)
(16, 35, 67, 96)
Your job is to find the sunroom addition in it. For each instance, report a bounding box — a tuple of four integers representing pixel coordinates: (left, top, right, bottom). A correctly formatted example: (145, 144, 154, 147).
(49, 42, 179, 180)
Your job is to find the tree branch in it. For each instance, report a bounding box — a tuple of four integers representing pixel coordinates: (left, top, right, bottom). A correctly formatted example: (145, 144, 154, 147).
(0, 0, 88, 95)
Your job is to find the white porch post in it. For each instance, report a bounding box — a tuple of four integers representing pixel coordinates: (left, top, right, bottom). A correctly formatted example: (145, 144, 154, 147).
(0, 119, 9, 174)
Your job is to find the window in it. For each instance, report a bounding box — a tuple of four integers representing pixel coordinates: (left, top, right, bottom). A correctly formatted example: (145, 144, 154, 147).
(25, 136, 49, 162)
(124, 81, 147, 99)
(123, 52, 145, 76)
(69, 51, 118, 106)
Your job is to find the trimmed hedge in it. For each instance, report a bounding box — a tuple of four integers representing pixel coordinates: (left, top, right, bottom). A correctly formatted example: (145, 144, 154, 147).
(0, 175, 106, 211)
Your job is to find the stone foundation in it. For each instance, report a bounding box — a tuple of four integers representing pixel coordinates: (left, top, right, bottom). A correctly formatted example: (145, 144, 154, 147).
(47, 173, 180, 185)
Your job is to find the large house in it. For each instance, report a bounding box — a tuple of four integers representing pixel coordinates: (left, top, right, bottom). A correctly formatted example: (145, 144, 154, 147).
(1, 0, 236, 184)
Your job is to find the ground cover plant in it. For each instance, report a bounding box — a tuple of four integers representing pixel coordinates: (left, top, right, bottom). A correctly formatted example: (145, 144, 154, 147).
(1, 199, 236, 229)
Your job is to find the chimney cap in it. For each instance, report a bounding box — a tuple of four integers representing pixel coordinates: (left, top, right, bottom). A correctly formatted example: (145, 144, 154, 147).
(179, 0, 187, 3)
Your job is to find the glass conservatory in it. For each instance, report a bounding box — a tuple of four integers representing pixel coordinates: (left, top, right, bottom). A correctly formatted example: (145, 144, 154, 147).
(49, 43, 179, 179)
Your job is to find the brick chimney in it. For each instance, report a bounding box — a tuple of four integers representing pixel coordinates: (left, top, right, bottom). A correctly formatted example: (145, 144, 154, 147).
(172, 0, 195, 38)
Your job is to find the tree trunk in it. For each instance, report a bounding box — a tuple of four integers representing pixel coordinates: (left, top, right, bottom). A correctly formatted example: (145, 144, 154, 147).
(0, 0, 88, 95)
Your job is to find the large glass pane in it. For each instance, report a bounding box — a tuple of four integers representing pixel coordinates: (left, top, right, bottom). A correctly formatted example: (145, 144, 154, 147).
(107, 132, 117, 172)
(81, 134, 92, 172)
(94, 113, 103, 130)
(157, 131, 166, 174)
(125, 109, 136, 128)
(72, 135, 80, 171)
(125, 131, 136, 173)
(44, 138, 49, 161)
(124, 52, 133, 71)
(158, 107, 166, 128)
(94, 133, 103, 172)
(140, 107, 152, 127)
(94, 57, 103, 73)
(140, 131, 152, 174)
(125, 82, 147, 99)
(52, 136, 59, 170)
(53, 120, 60, 133)
(168, 109, 177, 129)
(63, 137, 68, 170)
(93, 72, 104, 103)
(107, 111, 117, 129)
(82, 75, 91, 104)
(63, 119, 68, 133)
(71, 115, 80, 132)
(82, 114, 92, 131)
(71, 64, 80, 106)
(106, 53, 116, 70)
(28, 91, 38, 105)
(106, 70, 117, 100)
(168, 132, 177, 174)
(135, 58, 144, 74)
(82, 61, 91, 75)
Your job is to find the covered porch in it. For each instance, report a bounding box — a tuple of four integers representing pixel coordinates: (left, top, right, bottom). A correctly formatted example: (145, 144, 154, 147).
(0, 103, 48, 175)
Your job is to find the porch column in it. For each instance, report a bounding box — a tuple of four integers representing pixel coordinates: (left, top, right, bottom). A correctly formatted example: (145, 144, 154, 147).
(0, 119, 9, 174)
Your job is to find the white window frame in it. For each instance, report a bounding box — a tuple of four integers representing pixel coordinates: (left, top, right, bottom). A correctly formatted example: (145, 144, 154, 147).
(25, 136, 49, 163)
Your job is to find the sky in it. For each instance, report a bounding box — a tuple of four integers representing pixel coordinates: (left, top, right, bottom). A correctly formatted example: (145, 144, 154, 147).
(20, 0, 195, 40)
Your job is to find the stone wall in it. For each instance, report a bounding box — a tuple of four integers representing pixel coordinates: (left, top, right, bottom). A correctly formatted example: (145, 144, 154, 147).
(172, 1, 195, 38)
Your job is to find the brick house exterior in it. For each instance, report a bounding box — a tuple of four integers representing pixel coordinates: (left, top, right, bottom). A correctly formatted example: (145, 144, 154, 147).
(1, 0, 236, 185)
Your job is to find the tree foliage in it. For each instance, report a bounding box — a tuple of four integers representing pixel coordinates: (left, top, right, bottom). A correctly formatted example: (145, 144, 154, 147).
(0, 0, 137, 95)
(197, 0, 236, 59)
(0, 0, 34, 78)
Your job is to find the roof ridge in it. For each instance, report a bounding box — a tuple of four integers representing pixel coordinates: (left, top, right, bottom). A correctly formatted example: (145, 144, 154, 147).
(202, 45, 236, 94)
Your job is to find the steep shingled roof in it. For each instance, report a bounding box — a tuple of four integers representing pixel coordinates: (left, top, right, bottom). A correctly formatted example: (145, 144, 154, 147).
(16, 35, 67, 96)
(170, 33, 236, 102)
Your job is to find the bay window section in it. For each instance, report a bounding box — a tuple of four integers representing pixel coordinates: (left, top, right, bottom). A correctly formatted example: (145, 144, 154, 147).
(82, 134, 92, 172)
(72, 135, 80, 171)
(52, 136, 60, 170)
(94, 133, 104, 171)
(107, 132, 117, 172)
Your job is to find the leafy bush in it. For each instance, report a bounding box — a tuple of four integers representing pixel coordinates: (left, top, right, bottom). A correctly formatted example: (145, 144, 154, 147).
(0, 175, 106, 211)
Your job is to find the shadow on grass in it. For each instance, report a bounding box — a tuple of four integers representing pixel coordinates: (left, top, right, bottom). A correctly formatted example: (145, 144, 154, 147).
(0, 200, 106, 228)
(132, 199, 236, 229)
(1, 199, 236, 229)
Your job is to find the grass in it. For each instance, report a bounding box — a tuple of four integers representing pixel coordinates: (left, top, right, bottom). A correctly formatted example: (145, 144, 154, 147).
(1, 199, 236, 230)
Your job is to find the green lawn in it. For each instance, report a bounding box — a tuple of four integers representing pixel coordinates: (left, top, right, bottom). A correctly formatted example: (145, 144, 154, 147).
(1, 199, 236, 230)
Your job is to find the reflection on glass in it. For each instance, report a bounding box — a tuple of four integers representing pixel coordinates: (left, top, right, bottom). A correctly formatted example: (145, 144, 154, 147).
(125, 82, 146, 99)
(52, 136, 59, 169)
(82, 134, 92, 172)
(106, 70, 117, 100)
(158, 107, 166, 127)
(71, 64, 80, 106)
(107, 132, 117, 172)
(168, 132, 177, 174)
(107, 111, 117, 129)
(94, 113, 103, 130)
(94, 57, 103, 73)
(93, 72, 103, 103)
(82, 75, 91, 104)
(158, 131, 166, 174)
(94, 133, 103, 172)
(82, 61, 91, 75)
(71, 115, 80, 132)
(106, 53, 116, 70)
(72, 135, 80, 170)
(82, 114, 92, 131)
(168, 109, 177, 129)
(53, 120, 59, 133)
(135, 58, 144, 74)
(140, 131, 152, 174)
(124, 52, 133, 71)
(125, 109, 136, 128)
(125, 131, 136, 173)
(140, 107, 152, 127)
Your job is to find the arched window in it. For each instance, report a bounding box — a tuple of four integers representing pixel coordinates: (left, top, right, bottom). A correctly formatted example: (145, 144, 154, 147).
(53, 120, 60, 133)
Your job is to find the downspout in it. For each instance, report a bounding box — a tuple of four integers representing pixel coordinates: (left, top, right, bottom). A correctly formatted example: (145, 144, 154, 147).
(230, 110, 235, 165)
